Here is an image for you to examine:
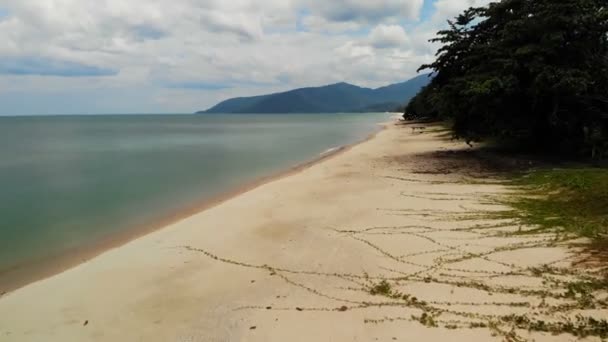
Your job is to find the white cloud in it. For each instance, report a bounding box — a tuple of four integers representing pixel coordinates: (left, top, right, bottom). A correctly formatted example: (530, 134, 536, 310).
(300, 15, 362, 33)
(0, 0, 491, 114)
(369, 24, 409, 49)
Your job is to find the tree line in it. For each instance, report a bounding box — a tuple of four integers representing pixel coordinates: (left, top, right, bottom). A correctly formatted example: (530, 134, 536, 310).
(405, 0, 608, 159)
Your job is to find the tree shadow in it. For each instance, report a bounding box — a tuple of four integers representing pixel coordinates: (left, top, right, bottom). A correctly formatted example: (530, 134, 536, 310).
(575, 240, 608, 270)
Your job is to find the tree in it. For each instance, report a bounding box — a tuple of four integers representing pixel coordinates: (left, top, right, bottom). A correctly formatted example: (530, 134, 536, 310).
(406, 0, 608, 158)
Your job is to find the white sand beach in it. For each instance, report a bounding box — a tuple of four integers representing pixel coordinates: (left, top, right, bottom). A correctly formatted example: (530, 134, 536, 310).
(0, 119, 605, 341)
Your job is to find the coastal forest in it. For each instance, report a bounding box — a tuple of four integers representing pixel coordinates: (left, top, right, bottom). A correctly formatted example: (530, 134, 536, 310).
(405, 0, 608, 160)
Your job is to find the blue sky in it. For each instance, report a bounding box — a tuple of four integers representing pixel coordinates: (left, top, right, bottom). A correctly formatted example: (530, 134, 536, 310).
(420, 0, 438, 21)
(0, 0, 490, 115)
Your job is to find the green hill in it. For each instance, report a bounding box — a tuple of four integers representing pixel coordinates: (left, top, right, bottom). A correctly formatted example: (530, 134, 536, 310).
(198, 74, 431, 114)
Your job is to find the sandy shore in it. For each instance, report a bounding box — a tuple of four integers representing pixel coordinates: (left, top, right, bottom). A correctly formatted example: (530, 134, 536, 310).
(0, 126, 379, 295)
(0, 119, 605, 341)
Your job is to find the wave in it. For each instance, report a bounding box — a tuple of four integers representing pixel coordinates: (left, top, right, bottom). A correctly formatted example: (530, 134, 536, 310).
(320, 146, 340, 156)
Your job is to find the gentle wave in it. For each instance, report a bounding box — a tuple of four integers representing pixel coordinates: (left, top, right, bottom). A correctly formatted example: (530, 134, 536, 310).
(320, 147, 340, 156)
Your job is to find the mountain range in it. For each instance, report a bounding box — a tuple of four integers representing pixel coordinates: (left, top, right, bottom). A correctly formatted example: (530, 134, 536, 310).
(197, 73, 431, 114)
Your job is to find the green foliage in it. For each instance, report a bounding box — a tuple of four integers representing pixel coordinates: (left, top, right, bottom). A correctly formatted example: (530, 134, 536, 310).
(411, 312, 439, 328)
(500, 314, 608, 338)
(508, 168, 608, 239)
(405, 0, 608, 158)
(369, 280, 392, 296)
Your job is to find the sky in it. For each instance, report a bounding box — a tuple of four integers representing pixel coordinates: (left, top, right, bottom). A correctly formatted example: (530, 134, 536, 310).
(0, 0, 491, 115)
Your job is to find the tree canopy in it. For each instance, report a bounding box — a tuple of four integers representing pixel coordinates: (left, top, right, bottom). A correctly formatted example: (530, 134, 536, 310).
(406, 0, 608, 158)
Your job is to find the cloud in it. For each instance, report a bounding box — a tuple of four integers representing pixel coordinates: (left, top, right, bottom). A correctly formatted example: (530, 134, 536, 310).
(131, 25, 167, 41)
(301, 0, 424, 23)
(0, 57, 118, 77)
(300, 15, 362, 33)
(199, 10, 264, 41)
(369, 24, 409, 49)
(0, 0, 496, 115)
(166, 81, 232, 90)
(336, 41, 375, 60)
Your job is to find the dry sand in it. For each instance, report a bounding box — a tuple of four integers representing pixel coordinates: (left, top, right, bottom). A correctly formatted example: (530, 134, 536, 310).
(0, 119, 606, 341)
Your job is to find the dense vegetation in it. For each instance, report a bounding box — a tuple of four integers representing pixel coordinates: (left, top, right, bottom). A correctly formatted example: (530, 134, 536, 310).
(201, 74, 430, 114)
(405, 0, 608, 159)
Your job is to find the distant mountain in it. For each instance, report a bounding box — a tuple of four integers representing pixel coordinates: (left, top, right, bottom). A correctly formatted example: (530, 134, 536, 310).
(198, 74, 432, 114)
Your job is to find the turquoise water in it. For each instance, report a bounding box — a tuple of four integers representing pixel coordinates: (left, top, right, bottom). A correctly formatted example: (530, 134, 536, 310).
(0, 113, 387, 286)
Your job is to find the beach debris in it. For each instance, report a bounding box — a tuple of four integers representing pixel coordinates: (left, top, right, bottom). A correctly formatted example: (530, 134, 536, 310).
(83, 320, 89, 326)
(337, 306, 348, 312)
(249, 326, 257, 330)
(266, 306, 272, 310)
(295, 307, 303, 311)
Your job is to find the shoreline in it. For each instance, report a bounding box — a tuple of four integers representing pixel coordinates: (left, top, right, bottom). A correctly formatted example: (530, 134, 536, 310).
(0, 121, 389, 295)
(1, 116, 604, 341)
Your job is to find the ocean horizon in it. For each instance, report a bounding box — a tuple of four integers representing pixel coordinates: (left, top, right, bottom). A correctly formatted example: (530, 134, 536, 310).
(0, 113, 388, 291)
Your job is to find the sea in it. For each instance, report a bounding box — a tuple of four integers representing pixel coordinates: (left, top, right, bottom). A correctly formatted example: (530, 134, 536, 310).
(0, 113, 389, 290)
